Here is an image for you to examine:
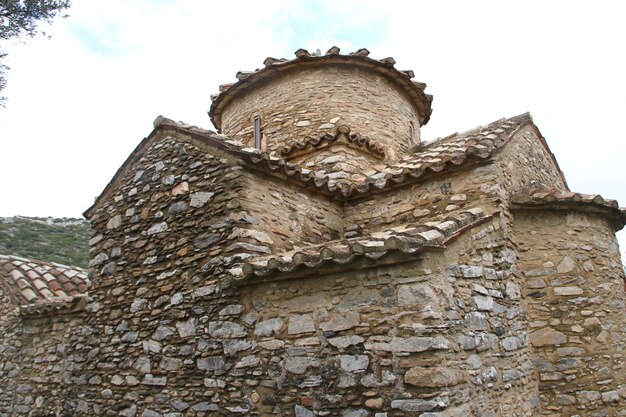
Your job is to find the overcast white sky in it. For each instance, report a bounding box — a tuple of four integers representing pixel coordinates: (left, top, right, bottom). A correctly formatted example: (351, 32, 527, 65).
(0, 0, 624, 249)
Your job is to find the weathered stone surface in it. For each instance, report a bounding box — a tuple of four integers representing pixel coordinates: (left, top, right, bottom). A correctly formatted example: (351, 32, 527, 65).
(284, 357, 319, 374)
(338, 354, 369, 372)
(209, 321, 247, 338)
(529, 327, 567, 347)
(557, 256, 576, 273)
(159, 357, 183, 371)
(601, 391, 620, 403)
(474, 295, 494, 311)
(576, 390, 601, 404)
(152, 325, 175, 341)
(328, 335, 364, 349)
(404, 367, 466, 387)
(143, 375, 167, 386)
(176, 318, 196, 338)
(147, 222, 168, 235)
(459, 265, 483, 278)
(319, 312, 360, 332)
(190, 191, 214, 207)
(295, 405, 315, 417)
(288, 314, 315, 335)
(464, 311, 489, 331)
(553, 286, 583, 296)
(254, 318, 283, 336)
(223, 339, 254, 355)
(107, 215, 122, 230)
(219, 304, 244, 316)
(390, 398, 446, 412)
(168, 201, 188, 214)
(397, 283, 437, 306)
(197, 356, 225, 371)
(389, 336, 448, 352)
(505, 281, 521, 300)
(342, 409, 368, 417)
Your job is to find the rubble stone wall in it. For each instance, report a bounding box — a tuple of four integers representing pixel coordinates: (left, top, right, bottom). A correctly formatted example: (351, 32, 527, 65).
(513, 209, 626, 416)
(0, 291, 21, 416)
(219, 65, 422, 160)
(8, 313, 86, 416)
(237, 171, 343, 250)
(234, 213, 538, 416)
(494, 127, 567, 196)
(74, 133, 249, 416)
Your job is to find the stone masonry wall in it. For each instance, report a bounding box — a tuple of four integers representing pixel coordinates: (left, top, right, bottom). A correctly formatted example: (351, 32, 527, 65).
(235, 213, 537, 416)
(74, 132, 252, 415)
(513, 209, 626, 416)
(0, 291, 21, 416)
(9, 312, 87, 416)
(219, 65, 421, 160)
(237, 170, 343, 250)
(493, 126, 567, 197)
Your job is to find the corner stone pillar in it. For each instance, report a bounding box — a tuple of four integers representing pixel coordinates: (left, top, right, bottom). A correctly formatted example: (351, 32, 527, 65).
(514, 209, 626, 415)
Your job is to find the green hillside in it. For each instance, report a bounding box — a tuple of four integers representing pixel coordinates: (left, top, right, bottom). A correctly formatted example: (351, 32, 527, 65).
(0, 217, 90, 268)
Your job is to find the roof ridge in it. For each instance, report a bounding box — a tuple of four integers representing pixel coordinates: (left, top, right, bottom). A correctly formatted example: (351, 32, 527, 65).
(422, 112, 533, 149)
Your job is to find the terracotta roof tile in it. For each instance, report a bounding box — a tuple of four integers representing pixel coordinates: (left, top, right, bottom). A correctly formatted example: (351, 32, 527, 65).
(237, 113, 534, 200)
(233, 207, 496, 283)
(0, 255, 88, 306)
(511, 188, 626, 230)
(277, 125, 386, 159)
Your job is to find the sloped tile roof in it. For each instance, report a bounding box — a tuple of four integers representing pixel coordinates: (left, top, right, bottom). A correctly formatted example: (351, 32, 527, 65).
(237, 113, 537, 199)
(511, 188, 626, 230)
(85, 113, 552, 217)
(0, 254, 88, 306)
(233, 207, 495, 283)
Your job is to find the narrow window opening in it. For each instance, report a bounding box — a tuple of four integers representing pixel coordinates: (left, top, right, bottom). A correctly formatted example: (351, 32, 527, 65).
(409, 121, 415, 146)
(253, 116, 262, 149)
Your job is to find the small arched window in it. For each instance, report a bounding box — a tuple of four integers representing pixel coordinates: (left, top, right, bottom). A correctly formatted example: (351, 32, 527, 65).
(409, 121, 416, 146)
(253, 116, 263, 149)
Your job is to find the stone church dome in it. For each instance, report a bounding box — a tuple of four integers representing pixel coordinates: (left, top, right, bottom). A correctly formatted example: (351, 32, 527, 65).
(209, 47, 432, 160)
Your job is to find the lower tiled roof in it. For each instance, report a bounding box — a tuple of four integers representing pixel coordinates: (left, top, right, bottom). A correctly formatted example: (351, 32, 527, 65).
(0, 254, 88, 306)
(233, 207, 495, 283)
(511, 188, 626, 230)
